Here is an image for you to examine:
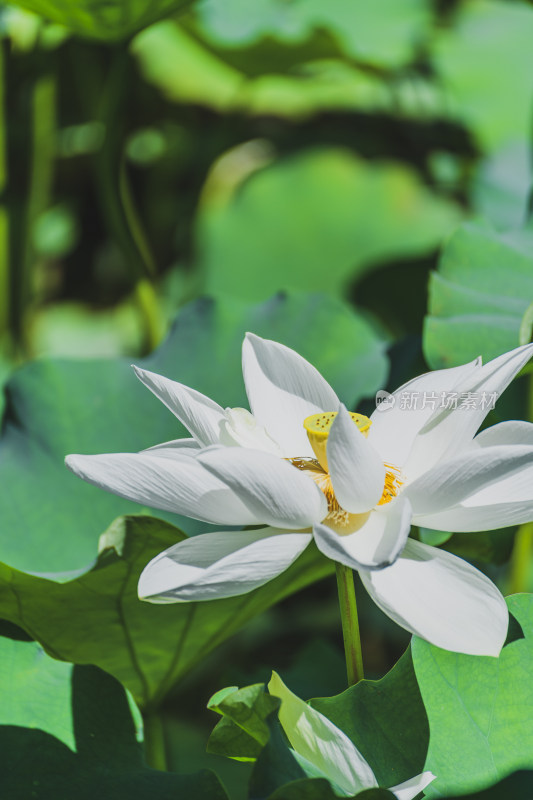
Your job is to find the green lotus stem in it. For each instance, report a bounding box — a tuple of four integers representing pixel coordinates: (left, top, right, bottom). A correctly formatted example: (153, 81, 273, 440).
(96, 45, 162, 352)
(509, 522, 533, 594)
(509, 360, 533, 594)
(335, 562, 364, 685)
(16, 69, 56, 354)
(142, 710, 168, 771)
(133, 278, 164, 352)
(519, 300, 533, 350)
(119, 155, 157, 279)
(529, 356, 533, 424)
(0, 40, 8, 344)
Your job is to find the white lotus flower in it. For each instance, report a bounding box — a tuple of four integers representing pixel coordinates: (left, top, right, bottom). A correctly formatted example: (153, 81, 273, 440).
(268, 671, 435, 799)
(66, 334, 533, 656)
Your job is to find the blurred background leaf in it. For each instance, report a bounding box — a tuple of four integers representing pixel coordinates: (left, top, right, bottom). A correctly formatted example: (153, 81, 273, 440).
(424, 221, 533, 368)
(198, 147, 460, 301)
(5, 0, 195, 40)
(194, 0, 431, 68)
(431, 0, 533, 153)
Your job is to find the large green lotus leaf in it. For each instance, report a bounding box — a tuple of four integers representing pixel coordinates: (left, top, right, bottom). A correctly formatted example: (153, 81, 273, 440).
(432, 0, 533, 152)
(132, 22, 390, 119)
(0, 639, 228, 799)
(423, 221, 533, 368)
(0, 515, 333, 707)
(195, 0, 431, 70)
(411, 594, 533, 798)
(198, 149, 460, 302)
(267, 785, 393, 800)
(268, 771, 533, 800)
(0, 637, 75, 749)
(7, 0, 193, 40)
(437, 772, 533, 799)
(0, 292, 387, 573)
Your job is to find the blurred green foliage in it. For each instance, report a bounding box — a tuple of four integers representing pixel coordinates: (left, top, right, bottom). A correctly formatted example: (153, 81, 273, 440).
(424, 222, 533, 368)
(6, 0, 194, 40)
(3, 0, 532, 363)
(1, 0, 533, 797)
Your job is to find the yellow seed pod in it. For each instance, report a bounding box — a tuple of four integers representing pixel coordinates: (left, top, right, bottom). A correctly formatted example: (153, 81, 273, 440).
(303, 411, 371, 472)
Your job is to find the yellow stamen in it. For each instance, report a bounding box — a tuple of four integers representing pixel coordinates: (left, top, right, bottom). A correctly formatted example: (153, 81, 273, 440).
(312, 470, 354, 528)
(378, 463, 404, 506)
(289, 458, 361, 530)
(303, 411, 372, 472)
(290, 413, 403, 530)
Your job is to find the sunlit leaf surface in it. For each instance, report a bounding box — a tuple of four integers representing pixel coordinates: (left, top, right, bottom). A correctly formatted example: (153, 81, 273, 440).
(412, 594, 533, 797)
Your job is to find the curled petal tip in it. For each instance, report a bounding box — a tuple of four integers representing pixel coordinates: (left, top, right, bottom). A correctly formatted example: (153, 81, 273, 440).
(64, 453, 81, 472)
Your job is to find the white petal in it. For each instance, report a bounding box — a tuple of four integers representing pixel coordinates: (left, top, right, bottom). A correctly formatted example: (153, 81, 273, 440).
(327, 404, 385, 513)
(473, 420, 533, 448)
(138, 528, 312, 603)
(242, 333, 339, 458)
(406, 444, 533, 517)
(360, 539, 508, 656)
(414, 499, 533, 533)
(218, 407, 284, 455)
(65, 452, 259, 525)
(368, 358, 481, 466)
(313, 496, 412, 570)
(198, 447, 327, 529)
(268, 672, 377, 795)
(405, 343, 533, 479)
(133, 365, 225, 446)
(390, 771, 436, 800)
(142, 438, 201, 458)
